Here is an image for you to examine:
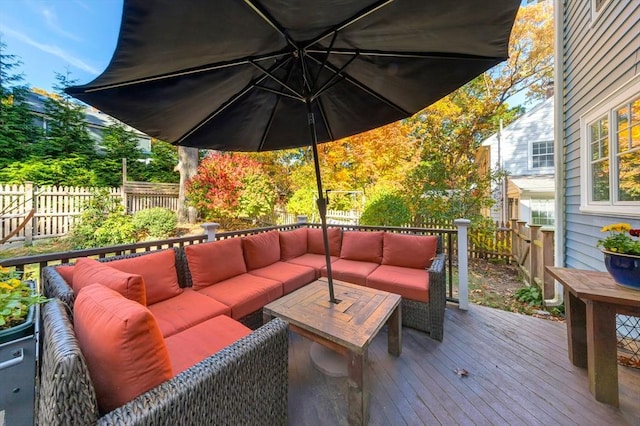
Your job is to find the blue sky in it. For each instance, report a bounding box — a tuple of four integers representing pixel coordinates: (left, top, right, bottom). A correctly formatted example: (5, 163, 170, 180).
(0, 0, 124, 93)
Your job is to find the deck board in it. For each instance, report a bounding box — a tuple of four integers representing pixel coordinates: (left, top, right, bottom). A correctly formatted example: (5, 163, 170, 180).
(288, 304, 640, 425)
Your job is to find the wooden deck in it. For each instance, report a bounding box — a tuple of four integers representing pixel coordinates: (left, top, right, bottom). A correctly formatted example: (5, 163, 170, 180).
(288, 304, 640, 425)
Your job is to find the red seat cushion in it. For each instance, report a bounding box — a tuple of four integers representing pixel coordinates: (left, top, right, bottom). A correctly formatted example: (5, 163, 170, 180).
(286, 253, 339, 278)
(74, 284, 173, 414)
(340, 231, 384, 263)
(107, 250, 183, 305)
(249, 261, 316, 294)
(73, 258, 146, 305)
(165, 315, 252, 374)
(366, 265, 429, 302)
(279, 228, 308, 260)
(185, 238, 247, 289)
(148, 288, 231, 337)
(382, 233, 438, 269)
(196, 274, 282, 320)
(242, 230, 280, 270)
(307, 227, 342, 256)
(321, 259, 379, 286)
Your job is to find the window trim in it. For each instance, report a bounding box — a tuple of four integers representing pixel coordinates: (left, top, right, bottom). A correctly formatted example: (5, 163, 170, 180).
(591, 0, 612, 24)
(528, 139, 554, 171)
(579, 75, 640, 217)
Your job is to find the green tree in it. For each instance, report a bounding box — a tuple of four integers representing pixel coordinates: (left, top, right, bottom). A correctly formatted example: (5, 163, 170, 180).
(31, 72, 96, 160)
(93, 122, 144, 186)
(0, 157, 99, 186)
(0, 40, 41, 167)
(141, 139, 179, 183)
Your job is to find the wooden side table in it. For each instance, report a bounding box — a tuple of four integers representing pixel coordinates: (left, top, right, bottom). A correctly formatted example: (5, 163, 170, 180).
(546, 267, 640, 406)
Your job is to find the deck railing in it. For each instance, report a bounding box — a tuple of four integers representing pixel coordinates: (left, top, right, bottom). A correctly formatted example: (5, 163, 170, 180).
(1, 222, 460, 302)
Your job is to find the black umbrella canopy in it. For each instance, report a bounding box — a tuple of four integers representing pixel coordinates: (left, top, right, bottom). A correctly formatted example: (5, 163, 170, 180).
(67, 0, 520, 151)
(67, 0, 520, 303)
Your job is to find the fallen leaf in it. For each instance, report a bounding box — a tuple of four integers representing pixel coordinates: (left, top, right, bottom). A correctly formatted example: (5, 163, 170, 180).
(453, 368, 469, 377)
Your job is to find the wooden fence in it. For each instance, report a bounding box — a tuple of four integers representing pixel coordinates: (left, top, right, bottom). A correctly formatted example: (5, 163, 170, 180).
(1, 182, 179, 245)
(511, 219, 555, 300)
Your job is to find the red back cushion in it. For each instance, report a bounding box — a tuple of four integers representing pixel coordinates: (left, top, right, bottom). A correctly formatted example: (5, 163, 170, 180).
(74, 284, 173, 414)
(382, 233, 438, 269)
(185, 238, 247, 289)
(55, 265, 75, 286)
(108, 250, 183, 305)
(73, 258, 146, 306)
(340, 231, 384, 263)
(279, 228, 308, 260)
(307, 227, 342, 256)
(242, 230, 281, 270)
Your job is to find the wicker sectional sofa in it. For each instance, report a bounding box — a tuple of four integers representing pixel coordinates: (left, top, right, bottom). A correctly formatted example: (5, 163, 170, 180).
(38, 226, 445, 425)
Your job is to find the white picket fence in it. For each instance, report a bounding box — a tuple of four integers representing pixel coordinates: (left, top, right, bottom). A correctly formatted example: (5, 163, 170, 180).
(0, 182, 179, 245)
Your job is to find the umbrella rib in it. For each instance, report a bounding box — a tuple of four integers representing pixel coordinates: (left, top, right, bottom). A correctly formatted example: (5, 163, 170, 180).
(304, 0, 395, 49)
(75, 52, 289, 93)
(311, 31, 338, 92)
(243, 0, 297, 50)
(306, 48, 507, 62)
(309, 52, 359, 102)
(306, 55, 410, 116)
(257, 62, 296, 151)
(315, 97, 335, 142)
(176, 57, 293, 145)
(250, 60, 304, 100)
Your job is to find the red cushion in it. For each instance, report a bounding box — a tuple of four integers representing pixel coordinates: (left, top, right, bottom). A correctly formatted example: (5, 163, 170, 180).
(321, 258, 379, 286)
(185, 238, 247, 289)
(286, 253, 339, 278)
(165, 315, 252, 374)
(382, 233, 438, 269)
(242, 230, 280, 270)
(73, 258, 146, 306)
(340, 231, 384, 263)
(74, 284, 173, 414)
(148, 289, 231, 337)
(307, 227, 342, 256)
(279, 228, 308, 260)
(55, 265, 74, 285)
(366, 265, 429, 302)
(249, 261, 316, 294)
(196, 274, 282, 320)
(107, 250, 183, 305)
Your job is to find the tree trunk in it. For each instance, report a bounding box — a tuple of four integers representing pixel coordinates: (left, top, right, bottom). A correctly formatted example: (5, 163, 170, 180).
(175, 146, 199, 224)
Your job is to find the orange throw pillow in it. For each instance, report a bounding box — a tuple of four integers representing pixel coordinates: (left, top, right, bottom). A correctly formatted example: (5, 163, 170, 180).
(74, 284, 173, 414)
(279, 228, 308, 260)
(382, 233, 438, 269)
(242, 230, 280, 270)
(340, 231, 384, 263)
(73, 258, 146, 305)
(107, 250, 183, 305)
(307, 227, 342, 256)
(184, 238, 247, 289)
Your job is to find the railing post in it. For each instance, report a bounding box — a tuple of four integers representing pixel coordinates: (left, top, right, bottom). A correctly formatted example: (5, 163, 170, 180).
(454, 218, 471, 310)
(529, 224, 542, 286)
(25, 182, 34, 245)
(541, 228, 555, 300)
(201, 222, 219, 241)
(297, 215, 307, 224)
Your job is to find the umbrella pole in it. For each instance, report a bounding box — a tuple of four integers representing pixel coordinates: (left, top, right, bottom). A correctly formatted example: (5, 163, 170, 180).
(307, 108, 339, 304)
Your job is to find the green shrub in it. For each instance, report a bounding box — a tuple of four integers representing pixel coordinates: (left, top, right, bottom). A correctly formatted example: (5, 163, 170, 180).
(132, 208, 177, 240)
(360, 193, 411, 226)
(514, 285, 542, 306)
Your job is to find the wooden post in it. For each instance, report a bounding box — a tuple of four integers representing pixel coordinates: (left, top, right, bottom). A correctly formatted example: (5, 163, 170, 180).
(454, 218, 471, 310)
(24, 182, 34, 245)
(121, 158, 128, 213)
(529, 224, 542, 286)
(510, 218, 519, 261)
(541, 228, 555, 300)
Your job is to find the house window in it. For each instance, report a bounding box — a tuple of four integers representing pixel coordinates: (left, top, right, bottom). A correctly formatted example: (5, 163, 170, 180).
(581, 78, 640, 216)
(530, 199, 554, 226)
(591, 0, 611, 22)
(531, 140, 554, 169)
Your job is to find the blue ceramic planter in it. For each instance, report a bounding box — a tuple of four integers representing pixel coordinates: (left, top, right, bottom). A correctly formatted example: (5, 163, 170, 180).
(603, 251, 640, 290)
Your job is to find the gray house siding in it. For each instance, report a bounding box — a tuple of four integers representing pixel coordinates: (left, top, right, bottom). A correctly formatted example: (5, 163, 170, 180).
(561, 0, 640, 271)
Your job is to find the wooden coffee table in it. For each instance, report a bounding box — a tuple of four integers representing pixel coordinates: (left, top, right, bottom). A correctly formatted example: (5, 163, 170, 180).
(263, 278, 402, 425)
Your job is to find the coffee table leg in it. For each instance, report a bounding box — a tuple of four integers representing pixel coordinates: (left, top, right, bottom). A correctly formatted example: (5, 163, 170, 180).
(387, 304, 402, 356)
(565, 289, 587, 368)
(586, 300, 619, 406)
(348, 349, 369, 426)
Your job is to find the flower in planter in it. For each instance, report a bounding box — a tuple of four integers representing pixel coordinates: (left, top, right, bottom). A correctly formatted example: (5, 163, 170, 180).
(596, 223, 640, 256)
(0, 267, 48, 330)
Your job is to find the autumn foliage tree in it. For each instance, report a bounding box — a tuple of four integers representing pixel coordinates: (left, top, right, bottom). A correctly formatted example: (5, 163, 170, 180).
(186, 152, 276, 225)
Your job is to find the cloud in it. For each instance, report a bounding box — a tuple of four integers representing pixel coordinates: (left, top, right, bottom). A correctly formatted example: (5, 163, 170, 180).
(41, 6, 82, 42)
(0, 26, 99, 75)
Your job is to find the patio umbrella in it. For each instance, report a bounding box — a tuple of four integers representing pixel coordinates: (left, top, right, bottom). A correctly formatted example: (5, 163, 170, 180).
(66, 0, 520, 303)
